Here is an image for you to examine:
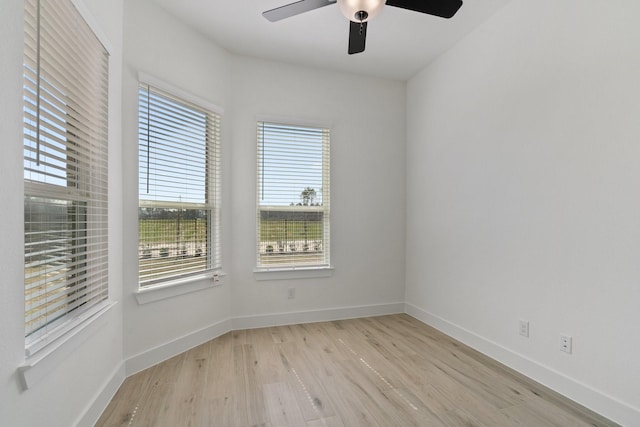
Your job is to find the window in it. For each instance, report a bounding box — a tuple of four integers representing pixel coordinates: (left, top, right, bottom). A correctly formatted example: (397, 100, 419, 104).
(256, 121, 330, 270)
(23, 0, 109, 353)
(138, 83, 221, 287)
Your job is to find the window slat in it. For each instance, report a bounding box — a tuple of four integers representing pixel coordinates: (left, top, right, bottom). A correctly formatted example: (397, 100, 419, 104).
(138, 83, 221, 287)
(256, 122, 330, 269)
(23, 0, 109, 344)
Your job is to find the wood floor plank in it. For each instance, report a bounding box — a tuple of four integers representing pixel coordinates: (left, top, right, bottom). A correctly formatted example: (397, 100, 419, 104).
(204, 331, 234, 399)
(359, 316, 420, 359)
(312, 322, 366, 362)
(286, 323, 342, 367)
(317, 360, 385, 427)
(305, 416, 345, 427)
(235, 343, 268, 426)
(198, 396, 234, 427)
(441, 408, 489, 427)
(128, 382, 176, 427)
(231, 329, 249, 345)
(521, 394, 614, 427)
(277, 340, 337, 421)
(410, 356, 516, 426)
(263, 382, 306, 426)
(96, 315, 619, 427)
(166, 342, 211, 426)
(499, 403, 559, 427)
(95, 365, 157, 426)
(149, 351, 187, 385)
(270, 324, 297, 344)
(380, 387, 448, 426)
(328, 358, 420, 426)
(232, 344, 250, 426)
(415, 382, 457, 413)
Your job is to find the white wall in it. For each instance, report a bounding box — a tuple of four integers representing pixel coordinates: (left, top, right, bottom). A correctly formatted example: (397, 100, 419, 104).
(0, 0, 125, 426)
(15, 0, 639, 424)
(405, 0, 640, 424)
(121, 0, 233, 363)
(121, 0, 406, 367)
(229, 56, 407, 322)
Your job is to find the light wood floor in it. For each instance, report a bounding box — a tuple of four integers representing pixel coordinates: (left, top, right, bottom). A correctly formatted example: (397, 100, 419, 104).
(96, 314, 617, 427)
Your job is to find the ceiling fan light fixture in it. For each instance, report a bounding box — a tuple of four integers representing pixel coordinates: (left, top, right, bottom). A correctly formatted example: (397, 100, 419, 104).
(337, 0, 385, 23)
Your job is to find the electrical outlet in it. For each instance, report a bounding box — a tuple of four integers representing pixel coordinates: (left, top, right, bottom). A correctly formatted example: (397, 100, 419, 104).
(519, 320, 529, 337)
(287, 287, 295, 299)
(560, 334, 572, 354)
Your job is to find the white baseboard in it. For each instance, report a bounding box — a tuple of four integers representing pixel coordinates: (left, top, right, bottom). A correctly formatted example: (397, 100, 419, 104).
(405, 303, 640, 427)
(124, 302, 404, 377)
(76, 317, 232, 427)
(75, 361, 126, 427)
(231, 302, 405, 330)
(93, 301, 636, 427)
(125, 317, 233, 376)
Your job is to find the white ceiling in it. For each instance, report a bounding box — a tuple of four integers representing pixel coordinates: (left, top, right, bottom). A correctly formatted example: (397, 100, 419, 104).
(151, 0, 511, 81)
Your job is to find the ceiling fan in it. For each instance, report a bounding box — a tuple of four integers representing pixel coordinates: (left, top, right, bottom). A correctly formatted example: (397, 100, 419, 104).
(263, 0, 463, 55)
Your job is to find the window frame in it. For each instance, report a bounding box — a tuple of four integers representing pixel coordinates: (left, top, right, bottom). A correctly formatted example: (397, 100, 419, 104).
(254, 119, 332, 278)
(19, 0, 116, 387)
(136, 73, 223, 293)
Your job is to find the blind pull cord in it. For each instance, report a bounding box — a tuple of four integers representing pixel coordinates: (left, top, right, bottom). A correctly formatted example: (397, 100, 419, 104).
(260, 123, 265, 201)
(146, 85, 150, 194)
(36, 0, 42, 166)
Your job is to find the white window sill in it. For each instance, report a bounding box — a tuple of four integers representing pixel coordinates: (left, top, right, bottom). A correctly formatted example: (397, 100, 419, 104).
(135, 271, 226, 304)
(254, 266, 334, 281)
(18, 300, 116, 390)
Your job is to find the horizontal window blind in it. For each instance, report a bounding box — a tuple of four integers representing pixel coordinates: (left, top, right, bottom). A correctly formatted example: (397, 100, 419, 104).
(257, 122, 330, 269)
(138, 84, 221, 286)
(23, 0, 109, 345)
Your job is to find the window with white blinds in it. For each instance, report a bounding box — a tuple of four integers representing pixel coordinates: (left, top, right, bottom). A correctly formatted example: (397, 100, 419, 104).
(257, 121, 330, 269)
(23, 0, 109, 349)
(138, 83, 221, 287)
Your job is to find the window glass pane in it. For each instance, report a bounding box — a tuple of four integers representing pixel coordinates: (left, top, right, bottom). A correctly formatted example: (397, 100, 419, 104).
(257, 122, 330, 269)
(139, 88, 209, 204)
(138, 84, 221, 287)
(23, 0, 109, 347)
(24, 196, 88, 337)
(138, 207, 209, 283)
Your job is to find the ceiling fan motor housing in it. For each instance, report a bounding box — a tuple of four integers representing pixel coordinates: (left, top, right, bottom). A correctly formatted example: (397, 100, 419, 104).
(337, 0, 385, 22)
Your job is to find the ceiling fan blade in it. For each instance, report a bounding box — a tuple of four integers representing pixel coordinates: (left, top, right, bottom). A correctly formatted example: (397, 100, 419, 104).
(386, 0, 463, 19)
(263, 0, 336, 22)
(348, 21, 367, 54)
